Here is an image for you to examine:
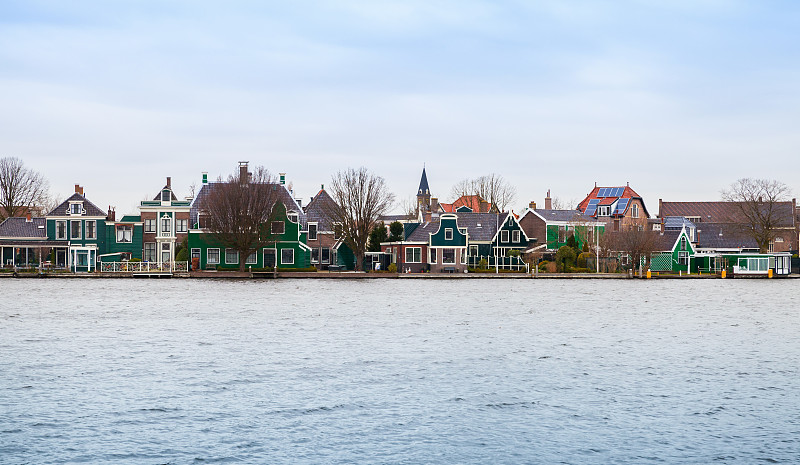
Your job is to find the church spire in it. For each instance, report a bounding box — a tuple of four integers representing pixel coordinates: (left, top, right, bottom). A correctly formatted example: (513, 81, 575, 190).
(418, 166, 430, 196)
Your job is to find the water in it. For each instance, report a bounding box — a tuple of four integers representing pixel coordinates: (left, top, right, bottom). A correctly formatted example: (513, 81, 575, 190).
(1, 279, 798, 464)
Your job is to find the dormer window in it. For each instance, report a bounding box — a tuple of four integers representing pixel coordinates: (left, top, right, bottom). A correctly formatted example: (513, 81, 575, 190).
(288, 213, 299, 223)
(70, 203, 83, 215)
(161, 190, 171, 202)
(445, 228, 453, 240)
(597, 206, 610, 217)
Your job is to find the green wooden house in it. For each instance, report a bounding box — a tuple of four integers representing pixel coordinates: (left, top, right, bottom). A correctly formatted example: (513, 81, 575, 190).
(100, 213, 144, 262)
(45, 186, 109, 272)
(428, 213, 468, 272)
(519, 209, 604, 253)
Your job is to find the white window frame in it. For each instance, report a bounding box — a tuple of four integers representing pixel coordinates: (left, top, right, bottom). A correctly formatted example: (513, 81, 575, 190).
(321, 247, 330, 264)
(461, 250, 467, 265)
(190, 248, 200, 260)
(429, 248, 437, 264)
(308, 223, 318, 241)
(632, 203, 639, 218)
(678, 251, 688, 266)
(207, 248, 220, 265)
(246, 251, 258, 264)
(144, 218, 156, 233)
(469, 245, 478, 257)
(405, 247, 422, 263)
(56, 220, 67, 240)
(116, 225, 132, 243)
(85, 220, 96, 239)
(161, 215, 172, 236)
(144, 242, 157, 261)
(445, 228, 453, 240)
(272, 221, 285, 235)
(442, 248, 456, 265)
(311, 248, 320, 264)
(501, 230, 509, 243)
(225, 248, 239, 264)
(69, 203, 83, 215)
(176, 219, 188, 233)
(512, 230, 520, 243)
(70, 220, 82, 240)
(281, 248, 294, 265)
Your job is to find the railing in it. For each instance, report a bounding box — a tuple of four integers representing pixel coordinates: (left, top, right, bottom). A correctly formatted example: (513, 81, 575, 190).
(100, 261, 189, 273)
(466, 255, 528, 272)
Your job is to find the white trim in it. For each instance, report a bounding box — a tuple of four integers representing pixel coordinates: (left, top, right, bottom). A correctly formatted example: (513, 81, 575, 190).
(281, 248, 294, 265)
(225, 248, 239, 264)
(405, 246, 422, 263)
(207, 248, 220, 264)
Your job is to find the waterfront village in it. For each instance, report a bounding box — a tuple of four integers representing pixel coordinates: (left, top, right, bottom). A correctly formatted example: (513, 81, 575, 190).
(1, 162, 798, 278)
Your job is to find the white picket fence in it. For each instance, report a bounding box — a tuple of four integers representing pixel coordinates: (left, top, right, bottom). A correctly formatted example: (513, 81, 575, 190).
(100, 261, 189, 273)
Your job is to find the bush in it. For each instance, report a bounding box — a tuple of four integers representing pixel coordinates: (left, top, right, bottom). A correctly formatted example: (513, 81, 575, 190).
(577, 252, 594, 269)
(387, 263, 398, 273)
(478, 258, 488, 269)
(507, 249, 520, 257)
(538, 260, 549, 272)
(129, 258, 142, 262)
(176, 247, 189, 262)
(555, 246, 577, 272)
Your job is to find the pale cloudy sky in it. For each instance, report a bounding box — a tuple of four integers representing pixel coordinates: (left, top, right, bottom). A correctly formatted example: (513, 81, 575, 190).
(2, 0, 799, 215)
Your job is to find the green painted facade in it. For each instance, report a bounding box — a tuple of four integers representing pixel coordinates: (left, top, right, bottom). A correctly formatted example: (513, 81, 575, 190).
(493, 215, 528, 252)
(430, 214, 467, 247)
(650, 229, 695, 272)
(546, 224, 604, 250)
(188, 201, 311, 270)
(102, 216, 144, 262)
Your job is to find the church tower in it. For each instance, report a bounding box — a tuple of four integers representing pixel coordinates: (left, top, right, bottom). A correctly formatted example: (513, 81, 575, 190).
(417, 167, 431, 214)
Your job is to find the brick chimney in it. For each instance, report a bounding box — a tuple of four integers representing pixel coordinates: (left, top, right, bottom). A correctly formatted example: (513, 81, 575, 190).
(529, 201, 537, 209)
(166, 176, 171, 188)
(238, 161, 249, 184)
(75, 184, 84, 196)
(107, 206, 115, 222)
(479, 199, 489, 213)
(545, 190, 552, 210)
(431, 197, 439, 212)
(26, 211, 32, 222)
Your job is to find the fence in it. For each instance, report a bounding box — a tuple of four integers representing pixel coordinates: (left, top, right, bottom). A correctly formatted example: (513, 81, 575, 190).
(100, 261, 189, 273)
(467, 255, 528, 272)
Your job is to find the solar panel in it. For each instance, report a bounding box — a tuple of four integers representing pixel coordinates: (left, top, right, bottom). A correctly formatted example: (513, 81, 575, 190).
(609, 187, 619, 197)
(617, 187, 625, 197)
(585, 199, 600, 216)
(615, 198, 629, 214)
(597, 188, 607, 197)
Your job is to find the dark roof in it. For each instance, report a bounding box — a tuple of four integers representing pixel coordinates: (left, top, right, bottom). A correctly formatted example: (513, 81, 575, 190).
(190, 181, 305, 227)
(418, 167, 430, 195)
(577, 185, 642, 212)
(379, 214, 415, 223)
(660, 201, 795, 227)
(0, 217, 47, 239)
(663, 216, 696, 230)
(532, 209, 600, 223)
(152, 185, 178, 201)
(653, 230, 682, 251)
(695, 222, 759, 250)
(47, 193, 107, 217)
(454, 212, 501, 241)
(406, 220, 440, 242)
(304, 188, 339, 231)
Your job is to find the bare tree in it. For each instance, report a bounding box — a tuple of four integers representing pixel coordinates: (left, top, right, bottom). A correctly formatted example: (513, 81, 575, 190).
(602, 226, 658, 276)
(550, 196, 577, 211)
(0, 157, 50, 220)
(449, 173, 517, 212)
(201, 165, 282, 272)
(721, 178, 793, 253)
(398, 196, 418, 218)
(328, 167, 395, 271)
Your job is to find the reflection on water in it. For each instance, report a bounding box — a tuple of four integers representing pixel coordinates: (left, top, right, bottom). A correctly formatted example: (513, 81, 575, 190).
(1, 279, 798, 464)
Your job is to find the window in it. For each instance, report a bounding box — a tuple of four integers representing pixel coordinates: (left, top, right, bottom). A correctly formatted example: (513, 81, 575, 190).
(71, 220, 82, 239)
(116, 225, 132, 243)
(176, 219, 188, 233)
(272, 221, 285, 235)
(558, 225, 566, 242)
(191, 248, 200, 261)
(321, 247, 330, 264)
(56, 220, 67, 240)
(288, 213, 298, 223)
(144, 243, 156, 261)
(429, 248, 437, 264)
(678, 251, 688, 266)
(308, 223, 318, 241)
(632, 203, 639, 218)
(208, 248, 220, 264)
(246, 252, 257, 264)
(225, 248, 239, 264)
(70, 203, 83, 215)
(281, 248, 294, 265)
(461, 250, 467, 264)
(334, 223, 342, 240)
(598, 206, 610, 216)
(768, 241, 774, 253)
(442, 248, 456, 264)
(775, 237, 784, 243)
(311, 248, 320, 263)
(512, 230, 520, 243)
(86, 221, 96, 239)
(263, 249, 276, 268)
(144, 219, 156, 233)
(161, 190, 170, 202)
(501, 230, 509, 243)
(469, 245, 478, 257)
(652, 223, 661, 231)
(161, 217, 171, 235)
(405, 247, 422, 263)
(680, 237, 687, 251)
(445, 228, 453, 240)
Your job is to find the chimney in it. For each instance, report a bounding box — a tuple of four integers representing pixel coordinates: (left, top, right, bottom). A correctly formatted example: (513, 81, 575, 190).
(279, 173, 286, 185)
(107, 206, 115, 222)
(321, 184, 324, 190)
(26, 211, 32, 222)
(545, 189, 552, 210)
(431, 197, 439, 211)
(75, 184, 84, 196)
(166, 176, 171, 188)
(658, 198, 663, 218)
(202, 172, 208, 185)
(238, 161, 249, 183)
(480, 199, 489, 213)
(529, 201, 537, 210)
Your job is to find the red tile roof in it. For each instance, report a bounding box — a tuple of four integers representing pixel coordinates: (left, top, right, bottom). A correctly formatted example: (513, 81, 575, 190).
(439, 195, 493, 213)
(577, 185, 641, 212)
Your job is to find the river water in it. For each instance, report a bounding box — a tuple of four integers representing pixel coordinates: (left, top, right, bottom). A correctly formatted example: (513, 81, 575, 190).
(1, 279, 798, 464)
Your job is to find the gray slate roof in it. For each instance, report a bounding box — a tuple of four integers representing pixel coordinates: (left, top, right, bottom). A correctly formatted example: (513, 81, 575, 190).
(534, 209, 600, 223)
(696, 223, 759, 250)
(406, 221, 440, 242)
(47, 193, 106, 217)
(0, 217, 47, 239)
(663, 216, 696, 230)
(653, 230, 681, 251)
(304, 188, 339, 231)
(660, 201, 795, 227)
(454, 212, 501, 241)
(191, 181, 305, 227)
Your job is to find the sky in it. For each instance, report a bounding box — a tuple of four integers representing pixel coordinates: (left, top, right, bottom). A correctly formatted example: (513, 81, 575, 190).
(2, 0, 799, 216)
